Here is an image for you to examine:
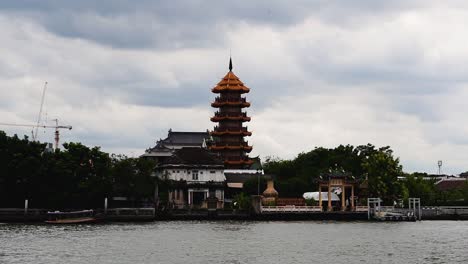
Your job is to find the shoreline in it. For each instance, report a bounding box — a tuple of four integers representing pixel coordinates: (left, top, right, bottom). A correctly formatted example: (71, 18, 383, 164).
(1, 208, 467, 222)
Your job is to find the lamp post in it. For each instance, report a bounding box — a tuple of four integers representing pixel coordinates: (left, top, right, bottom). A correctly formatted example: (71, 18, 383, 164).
(438, 160, 442, 175)
(257, 169, 261, 195)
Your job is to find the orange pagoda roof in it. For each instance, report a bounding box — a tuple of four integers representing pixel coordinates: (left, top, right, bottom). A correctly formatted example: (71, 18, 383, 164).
(212, 71, 250, 94)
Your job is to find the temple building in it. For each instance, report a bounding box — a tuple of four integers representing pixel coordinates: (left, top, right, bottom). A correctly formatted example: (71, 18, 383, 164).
(141, 129, 211, 164)
(154, 147, 225, 209)
(209, 58, 254, 169)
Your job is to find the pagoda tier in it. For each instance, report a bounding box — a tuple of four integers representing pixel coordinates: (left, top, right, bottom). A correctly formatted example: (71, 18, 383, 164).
(210, 126, 252, 137)
(209, 142, 253, 152)
(209, 59, 253, 169)
(210, 112, 251, 122)
(211, 97, 250, 108)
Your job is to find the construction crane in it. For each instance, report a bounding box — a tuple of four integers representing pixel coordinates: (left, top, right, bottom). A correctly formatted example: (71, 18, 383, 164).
(33, 82, 48, 141)
(0, 119, 72, 150)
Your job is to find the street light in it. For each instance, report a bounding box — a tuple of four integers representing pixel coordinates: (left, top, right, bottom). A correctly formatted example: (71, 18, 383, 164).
(257, 168, 261, 195)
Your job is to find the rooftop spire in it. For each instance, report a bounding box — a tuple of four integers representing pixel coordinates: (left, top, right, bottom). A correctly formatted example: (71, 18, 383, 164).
(229, 57, 232, 71)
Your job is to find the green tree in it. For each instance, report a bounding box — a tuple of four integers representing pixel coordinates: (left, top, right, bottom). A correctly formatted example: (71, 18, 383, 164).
(363, 149, 404, 204)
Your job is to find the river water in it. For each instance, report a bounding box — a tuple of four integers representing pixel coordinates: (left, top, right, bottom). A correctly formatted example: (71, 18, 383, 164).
(1, 221, 467, 264)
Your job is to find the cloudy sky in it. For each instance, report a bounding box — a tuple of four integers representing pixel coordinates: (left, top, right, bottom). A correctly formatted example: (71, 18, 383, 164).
(1, 1, 468, 174)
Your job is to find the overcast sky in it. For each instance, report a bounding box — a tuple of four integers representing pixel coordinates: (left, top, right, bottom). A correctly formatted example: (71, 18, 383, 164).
(1, 1, 468, 174)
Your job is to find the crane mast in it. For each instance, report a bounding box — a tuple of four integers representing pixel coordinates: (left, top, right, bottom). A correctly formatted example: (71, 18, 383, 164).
(0, 82, 72, 150)
(34, 82, 47, 141)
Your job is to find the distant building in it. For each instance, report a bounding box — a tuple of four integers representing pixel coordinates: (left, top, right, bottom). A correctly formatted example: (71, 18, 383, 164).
(154, 147, 225, 209)
(142, 129, 211, 164)
(435, 177, 468, 192)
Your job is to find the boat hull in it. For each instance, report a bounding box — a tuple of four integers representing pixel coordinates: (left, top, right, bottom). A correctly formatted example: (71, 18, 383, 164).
(45, 217, 98, 224)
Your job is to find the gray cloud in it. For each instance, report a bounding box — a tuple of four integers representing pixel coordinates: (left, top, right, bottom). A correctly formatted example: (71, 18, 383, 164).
(0, 0, 426, 49)
(2, 1, 468, 174)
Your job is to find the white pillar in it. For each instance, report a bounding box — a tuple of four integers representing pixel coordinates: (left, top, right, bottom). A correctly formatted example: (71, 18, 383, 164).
(24, 199, 28, 215)
(104, 197, 108, 214)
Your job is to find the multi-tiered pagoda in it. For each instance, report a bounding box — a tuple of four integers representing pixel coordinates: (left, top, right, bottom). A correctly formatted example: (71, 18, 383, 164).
(209, 59, 253, 169)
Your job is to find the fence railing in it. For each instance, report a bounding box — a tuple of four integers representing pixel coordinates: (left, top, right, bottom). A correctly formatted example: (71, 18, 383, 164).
(261, 205, 322, 212)
(355, 206, 368, 212)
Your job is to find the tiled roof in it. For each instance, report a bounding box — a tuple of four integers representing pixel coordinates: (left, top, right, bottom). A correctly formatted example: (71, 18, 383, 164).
(162, 147, 224, 166)
(161, 131, 209, 145)
(436, 179, 467, 191)
(212, 71, 250, 93)
(147, 130, 210, 153)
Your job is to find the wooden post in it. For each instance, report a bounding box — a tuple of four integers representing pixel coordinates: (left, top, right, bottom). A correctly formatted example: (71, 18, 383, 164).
(351, 185, 355, 210)
(318, 185, 322, 211)
(327, 182, 332, 211)
(341, 185, 346, 211)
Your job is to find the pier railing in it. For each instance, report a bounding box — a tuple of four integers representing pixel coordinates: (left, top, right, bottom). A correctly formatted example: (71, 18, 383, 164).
(106, 208, 155, 217)
(355, 206, 368, 212)
(261, 205, 322, 213)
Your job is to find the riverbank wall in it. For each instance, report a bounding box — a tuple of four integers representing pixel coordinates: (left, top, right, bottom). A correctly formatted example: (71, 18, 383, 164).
(1, 206, 468, 222)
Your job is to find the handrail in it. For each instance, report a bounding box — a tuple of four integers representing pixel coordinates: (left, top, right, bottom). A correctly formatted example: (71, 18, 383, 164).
(261, 205, 323, 212)
(212, 142, 250, 147)
(213, 126, 248, 132)
(214, 97, 247, 103)
(213, 112, 248, 117)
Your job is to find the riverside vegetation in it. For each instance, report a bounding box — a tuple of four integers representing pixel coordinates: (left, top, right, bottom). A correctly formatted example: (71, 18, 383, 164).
(1, 131, 467, 209)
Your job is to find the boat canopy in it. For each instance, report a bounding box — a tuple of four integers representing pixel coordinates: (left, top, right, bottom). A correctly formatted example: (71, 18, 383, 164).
(303, 192, 340, 201)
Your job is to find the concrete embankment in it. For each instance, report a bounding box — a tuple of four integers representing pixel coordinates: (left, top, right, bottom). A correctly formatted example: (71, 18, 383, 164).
(1, 206, 468, 222)
(421, 207, 468, 220)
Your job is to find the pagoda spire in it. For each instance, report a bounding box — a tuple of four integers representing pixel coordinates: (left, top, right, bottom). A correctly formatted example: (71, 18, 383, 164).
(229, 57, 232, 72)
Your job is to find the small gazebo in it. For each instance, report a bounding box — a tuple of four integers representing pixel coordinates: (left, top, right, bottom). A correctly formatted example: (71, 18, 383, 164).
(318, 172, 357, 211)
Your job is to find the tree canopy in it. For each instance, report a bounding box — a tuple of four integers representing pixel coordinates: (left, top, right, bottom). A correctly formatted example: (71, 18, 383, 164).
(0, 131, 155, 209)
(263, 144, 403, 202)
